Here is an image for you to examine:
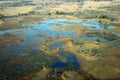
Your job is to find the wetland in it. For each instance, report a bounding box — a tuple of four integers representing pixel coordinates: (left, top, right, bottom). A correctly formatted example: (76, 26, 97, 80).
(0, 0, 120, 80)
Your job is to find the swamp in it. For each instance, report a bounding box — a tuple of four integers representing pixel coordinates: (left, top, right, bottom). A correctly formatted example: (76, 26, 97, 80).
(0, 0, 120, 80)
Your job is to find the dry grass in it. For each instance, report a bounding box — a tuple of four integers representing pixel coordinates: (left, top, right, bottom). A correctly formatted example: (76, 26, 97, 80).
(40, 1, 113, 12)
(0, 20, 3, 24)
(0, 6, 35, 16)
(50, 2, 79, 12)
(32, 68, 51, 80)
(81, 1, 112, 11)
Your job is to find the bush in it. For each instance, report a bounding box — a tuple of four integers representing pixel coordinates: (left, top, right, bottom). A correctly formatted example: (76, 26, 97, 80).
(18, 13, 28, 16)
(29, 11, 35, 14)
(48, 13, 52, 15)
(0, 14, 5, 19)
(99, 15, 108, 19)
(96, 39, 100, 42)
(55, 11, 65, 15)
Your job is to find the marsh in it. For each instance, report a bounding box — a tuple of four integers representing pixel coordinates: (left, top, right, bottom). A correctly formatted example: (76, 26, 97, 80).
(0, 0, 120, 80)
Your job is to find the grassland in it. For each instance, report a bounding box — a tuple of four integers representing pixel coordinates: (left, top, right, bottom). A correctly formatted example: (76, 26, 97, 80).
(0, 6, 35, 16)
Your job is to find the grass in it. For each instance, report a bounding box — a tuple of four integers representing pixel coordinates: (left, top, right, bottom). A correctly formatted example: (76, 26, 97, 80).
(0, 6, 35, 16)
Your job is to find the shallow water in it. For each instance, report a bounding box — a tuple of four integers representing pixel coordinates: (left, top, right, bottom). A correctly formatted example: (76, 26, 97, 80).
(0, 19, 119, 59)
(0, 19, 118, 42)
(81, 20, 116, 30)
(0, 19, 120, 79)
(51, 50, 80, 70)
(50, 42, 64, 49)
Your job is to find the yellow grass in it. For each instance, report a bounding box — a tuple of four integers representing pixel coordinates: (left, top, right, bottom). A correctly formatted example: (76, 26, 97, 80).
(81, 1, 112, 10)
(0, 6, 35, 16)
(59, 15, 78, 20)
(32, 68, 51, 80)
(49, 2, 79, 12)
(0, 20, 3, 24)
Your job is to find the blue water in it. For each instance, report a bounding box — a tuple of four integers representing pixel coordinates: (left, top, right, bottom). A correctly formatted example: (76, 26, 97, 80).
(51, 50, 80, 70)
(0, 19, 119, 53)
(80, 37, 112, 42)
(0, 30, 13, 35)
(50, 42, 64, 49)
(112, 32, 120, 37)
(81, 20, 116, 30)
(22, 19, 118, 42)
(50, 42, 80, 70)
(0, 19, 119, 78)
(25, 20, 79, 39)
(0, 19, 118, 41)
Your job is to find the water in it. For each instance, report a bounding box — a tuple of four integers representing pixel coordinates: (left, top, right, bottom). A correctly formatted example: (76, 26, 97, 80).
(0, 19, 118, 42)
(50, 42, 80, 70)
(112, 32, 120, 37)
(81, 20, 116, 30)
(0, 19, 119, 79)
(50, 42, 64, 49)
(0, 19, 119, 59)
(51, 50, 80, 70)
